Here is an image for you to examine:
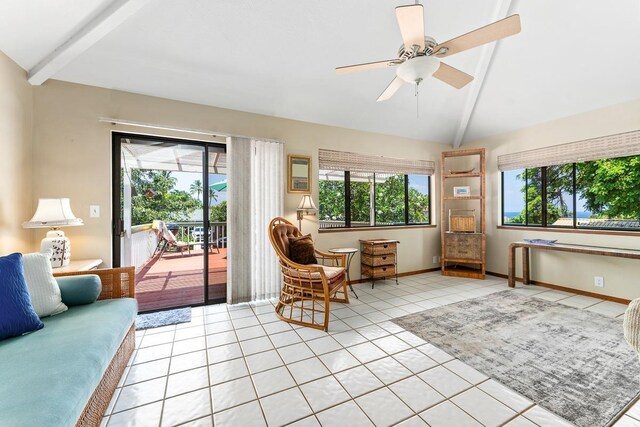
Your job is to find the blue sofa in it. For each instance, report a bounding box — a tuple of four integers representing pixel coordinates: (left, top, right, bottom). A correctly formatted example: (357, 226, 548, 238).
(0, 268, 137, 427)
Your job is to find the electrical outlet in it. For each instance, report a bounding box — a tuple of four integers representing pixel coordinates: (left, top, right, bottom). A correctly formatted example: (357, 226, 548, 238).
(433, 255, 441, 264)
(594, 276, 604, 288)
(89, 205, 100, 218)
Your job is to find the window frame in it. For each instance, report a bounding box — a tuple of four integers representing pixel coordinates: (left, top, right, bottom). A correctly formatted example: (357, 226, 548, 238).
(501, 161, 640, 232)
(319, 171, 431, 230)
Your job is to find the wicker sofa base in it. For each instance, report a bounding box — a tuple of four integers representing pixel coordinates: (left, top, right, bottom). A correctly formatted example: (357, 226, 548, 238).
(76, 324, 135, 427)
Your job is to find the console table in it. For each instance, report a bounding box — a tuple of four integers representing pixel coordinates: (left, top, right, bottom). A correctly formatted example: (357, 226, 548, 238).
(508, 242, 640, 287)
(52, 258, 103, 275)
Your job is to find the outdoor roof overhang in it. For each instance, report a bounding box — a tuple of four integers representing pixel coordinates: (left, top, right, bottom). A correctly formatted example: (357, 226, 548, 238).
(122, 139, 227, 174)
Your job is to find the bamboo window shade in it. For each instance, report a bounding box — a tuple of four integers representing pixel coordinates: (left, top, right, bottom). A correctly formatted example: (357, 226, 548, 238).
(497, 130, 640, 171)
(318, 149, 435, 175)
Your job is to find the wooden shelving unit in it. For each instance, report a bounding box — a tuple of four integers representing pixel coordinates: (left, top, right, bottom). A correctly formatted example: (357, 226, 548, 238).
(440, 148, 486, 279)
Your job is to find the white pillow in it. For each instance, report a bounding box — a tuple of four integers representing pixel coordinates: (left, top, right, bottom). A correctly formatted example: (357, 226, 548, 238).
(22, 251, 68, 317)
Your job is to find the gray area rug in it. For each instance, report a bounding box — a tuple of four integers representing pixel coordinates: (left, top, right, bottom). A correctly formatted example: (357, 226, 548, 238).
(393, 291, 640, 427)
(135, 307, 192, 330)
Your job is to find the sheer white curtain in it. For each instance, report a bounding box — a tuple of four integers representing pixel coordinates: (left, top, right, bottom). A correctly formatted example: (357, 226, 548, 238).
(227, 137, 284, 303)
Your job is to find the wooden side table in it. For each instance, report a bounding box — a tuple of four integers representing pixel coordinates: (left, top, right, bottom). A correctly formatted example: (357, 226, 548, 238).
(52, 258, 103, 276)
(328, 247, 358, 299)
(360, 239, 399, 288)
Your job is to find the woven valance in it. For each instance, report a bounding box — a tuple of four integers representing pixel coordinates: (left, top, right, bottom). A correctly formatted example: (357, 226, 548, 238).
(318, 149, 435, 176)
(498, 130, 640, 171)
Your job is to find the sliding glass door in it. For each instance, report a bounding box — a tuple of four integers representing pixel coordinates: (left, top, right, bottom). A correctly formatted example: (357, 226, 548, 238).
(112, 133, 227, 312)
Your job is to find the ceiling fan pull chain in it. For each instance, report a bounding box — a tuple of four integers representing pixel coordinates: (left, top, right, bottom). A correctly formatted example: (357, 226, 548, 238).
(415, 78, 421, 118)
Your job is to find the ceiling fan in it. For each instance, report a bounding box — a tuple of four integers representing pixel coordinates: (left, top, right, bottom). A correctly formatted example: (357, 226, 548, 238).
(336, 3, 521, 102)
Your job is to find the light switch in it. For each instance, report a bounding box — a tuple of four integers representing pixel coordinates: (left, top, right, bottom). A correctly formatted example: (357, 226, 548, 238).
(90, 205, 100, 218)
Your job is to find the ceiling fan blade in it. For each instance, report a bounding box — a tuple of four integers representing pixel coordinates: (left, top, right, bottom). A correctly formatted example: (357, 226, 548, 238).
(336, 59, 398, 75)
(433, 62, 474, 89)
(395, 4, 425, 52)
(433, 14, 521, 58)
(377, 77, 404, 102)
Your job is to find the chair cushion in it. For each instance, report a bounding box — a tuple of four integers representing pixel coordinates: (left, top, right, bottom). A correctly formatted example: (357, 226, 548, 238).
(289, 234, 318, 265)
(307, 265, 344, 281)
(0, 298, 137, 427)
(0, 253, 44, 340)
(272, 223, 302, 259)
(22, 251, 68, 317)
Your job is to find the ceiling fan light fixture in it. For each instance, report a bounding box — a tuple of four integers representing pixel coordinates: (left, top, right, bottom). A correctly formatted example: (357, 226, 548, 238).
(396, 55, 440, 84)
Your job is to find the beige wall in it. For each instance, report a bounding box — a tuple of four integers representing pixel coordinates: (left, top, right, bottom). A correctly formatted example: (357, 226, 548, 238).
(24, 77, 640, 299)
(32, 80, 445, 277)
(0, 52, 33, 254)
(466, 98, 640, 300)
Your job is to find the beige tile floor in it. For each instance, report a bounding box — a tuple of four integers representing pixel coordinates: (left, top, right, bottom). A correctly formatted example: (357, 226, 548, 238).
(102, 272, 638, 427)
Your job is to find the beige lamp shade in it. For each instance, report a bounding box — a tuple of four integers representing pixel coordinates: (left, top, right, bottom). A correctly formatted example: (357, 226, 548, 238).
(23, 198, 84, 228)
(297, 195, 317, 211)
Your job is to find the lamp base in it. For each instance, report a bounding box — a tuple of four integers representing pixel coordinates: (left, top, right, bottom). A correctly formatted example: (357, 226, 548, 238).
(41, 229, 71, 268)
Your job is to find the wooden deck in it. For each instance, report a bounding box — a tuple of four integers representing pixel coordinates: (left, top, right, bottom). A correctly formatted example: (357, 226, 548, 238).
(135, 247, 227, 312)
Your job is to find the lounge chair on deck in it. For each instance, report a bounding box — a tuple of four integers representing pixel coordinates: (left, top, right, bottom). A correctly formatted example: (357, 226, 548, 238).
(152, 220, 191, 257)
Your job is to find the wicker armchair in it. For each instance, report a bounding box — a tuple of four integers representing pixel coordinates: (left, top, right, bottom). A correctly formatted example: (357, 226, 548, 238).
(269, 217, 349, 331)
(624, 298, 640, 361)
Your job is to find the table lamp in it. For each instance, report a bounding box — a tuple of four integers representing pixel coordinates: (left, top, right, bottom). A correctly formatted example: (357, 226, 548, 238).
(23, 198, 84, 268)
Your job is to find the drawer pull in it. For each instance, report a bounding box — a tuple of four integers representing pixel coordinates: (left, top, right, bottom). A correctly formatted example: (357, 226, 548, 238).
(382, 256, 387, 260)
(382, 267, 387, 271)
(383, 244, 388, 248)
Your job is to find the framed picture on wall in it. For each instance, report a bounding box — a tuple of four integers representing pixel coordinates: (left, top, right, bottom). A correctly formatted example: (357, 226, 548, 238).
(288, 155, 311, 193)
(453, 186, 471, 197)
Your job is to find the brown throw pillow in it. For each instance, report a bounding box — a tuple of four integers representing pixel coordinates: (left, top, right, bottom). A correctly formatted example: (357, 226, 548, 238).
(288, 234, 318, 265)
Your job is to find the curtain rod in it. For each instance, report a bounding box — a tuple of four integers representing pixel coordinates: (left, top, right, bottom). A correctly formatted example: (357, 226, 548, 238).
(98, 117, 284, 144)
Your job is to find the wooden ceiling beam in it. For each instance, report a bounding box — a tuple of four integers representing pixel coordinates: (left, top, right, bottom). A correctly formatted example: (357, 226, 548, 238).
(28, 0, 150, 85)
(452, 0, 515, 148)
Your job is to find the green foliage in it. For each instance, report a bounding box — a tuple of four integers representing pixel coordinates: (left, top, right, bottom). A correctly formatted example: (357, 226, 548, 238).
(374, 175, 405, 224)
(319, 180, 346, 222)
(576, 157, 640, 219)
(408, 188, 430, 223)
(350, 181, 372, 224)
(210, 201, 227, 222)
(130, 170, 201, 225)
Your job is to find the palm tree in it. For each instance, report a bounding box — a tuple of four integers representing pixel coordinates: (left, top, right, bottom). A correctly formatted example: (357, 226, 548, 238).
(190, 180, 203, 201)
(208, 188, 218, 206)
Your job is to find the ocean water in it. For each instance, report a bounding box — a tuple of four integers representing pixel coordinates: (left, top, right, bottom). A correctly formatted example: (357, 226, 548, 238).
(504, 212, 591, 219)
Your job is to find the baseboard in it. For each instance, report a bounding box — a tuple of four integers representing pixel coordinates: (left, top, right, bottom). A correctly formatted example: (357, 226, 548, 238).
(486, 271, 631, 305)
(350, 267, 441, 285)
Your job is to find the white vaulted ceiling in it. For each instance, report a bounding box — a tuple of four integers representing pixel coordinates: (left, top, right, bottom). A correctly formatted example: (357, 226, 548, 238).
(1, 0, 639, 145)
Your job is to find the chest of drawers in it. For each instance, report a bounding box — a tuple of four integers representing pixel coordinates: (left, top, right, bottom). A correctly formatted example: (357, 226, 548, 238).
(360, 239, 399, 288)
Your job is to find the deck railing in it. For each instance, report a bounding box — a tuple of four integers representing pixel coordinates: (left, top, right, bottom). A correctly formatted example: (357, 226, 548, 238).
(127, 222, 228, 269)
(129, 224, 158, 269)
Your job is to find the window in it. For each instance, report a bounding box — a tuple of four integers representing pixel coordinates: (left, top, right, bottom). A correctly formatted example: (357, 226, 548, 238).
(319, 169, 431, 229)
(501, 155, 640, 231)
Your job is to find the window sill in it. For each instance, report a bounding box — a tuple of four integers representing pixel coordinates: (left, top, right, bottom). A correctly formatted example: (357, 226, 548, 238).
(497, 225, 640, 237)
(319, 224, 437, 233)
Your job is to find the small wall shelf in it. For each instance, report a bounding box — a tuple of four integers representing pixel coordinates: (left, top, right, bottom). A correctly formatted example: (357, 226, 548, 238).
(443, 196, 483, 200)
(440, 148, 486, 279)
